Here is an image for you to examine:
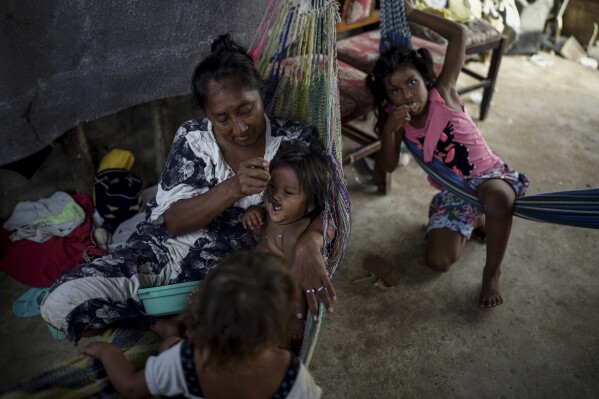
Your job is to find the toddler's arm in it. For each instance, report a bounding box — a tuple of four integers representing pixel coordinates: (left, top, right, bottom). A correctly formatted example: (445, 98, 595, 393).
(81, 342, 151, 399)
(242, 205, 265, 235)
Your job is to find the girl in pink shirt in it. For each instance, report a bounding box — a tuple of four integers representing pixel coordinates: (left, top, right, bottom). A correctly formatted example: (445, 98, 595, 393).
(366, 1, 528, 308)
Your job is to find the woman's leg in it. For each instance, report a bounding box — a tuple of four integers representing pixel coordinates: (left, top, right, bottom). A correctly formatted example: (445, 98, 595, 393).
(476, 179, 516, 308)
(40, 235, 170, 343)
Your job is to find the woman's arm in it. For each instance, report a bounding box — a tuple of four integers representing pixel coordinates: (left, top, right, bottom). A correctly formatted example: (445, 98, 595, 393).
(81, 342, 151, 399)
(291, 216, 336, 321)
(406, 2, 466, 94)
(164, 157, 270, 236)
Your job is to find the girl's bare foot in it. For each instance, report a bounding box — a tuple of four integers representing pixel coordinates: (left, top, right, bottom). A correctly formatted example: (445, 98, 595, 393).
(479, 267, 503, 308)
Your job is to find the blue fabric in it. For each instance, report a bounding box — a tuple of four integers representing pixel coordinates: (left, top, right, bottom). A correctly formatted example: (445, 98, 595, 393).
(404, 139, 599, 229)
(12, 288, 47, 318)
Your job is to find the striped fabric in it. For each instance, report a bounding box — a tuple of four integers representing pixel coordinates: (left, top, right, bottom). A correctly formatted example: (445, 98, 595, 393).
(404, 139, 599, 229)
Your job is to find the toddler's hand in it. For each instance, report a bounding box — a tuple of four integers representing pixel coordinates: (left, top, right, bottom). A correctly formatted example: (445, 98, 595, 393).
(80, 342, 112, 360)
(242, 205, 264, 230)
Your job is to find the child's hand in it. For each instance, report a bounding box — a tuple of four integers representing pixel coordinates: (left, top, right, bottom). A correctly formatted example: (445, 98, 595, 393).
(242, 205, 264, 231)
(404, 0, 414, 15)
(382, 105, 411, 137)
(80, 342, 113, 360)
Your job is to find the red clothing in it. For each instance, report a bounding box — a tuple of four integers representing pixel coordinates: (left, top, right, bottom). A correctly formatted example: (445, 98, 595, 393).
(0, 193, 105, 287)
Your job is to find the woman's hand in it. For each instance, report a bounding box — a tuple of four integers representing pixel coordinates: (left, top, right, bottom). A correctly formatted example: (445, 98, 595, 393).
(234, 157, 270, 197)
(291, 227, 336, 322)
(242, 205, 264, 231)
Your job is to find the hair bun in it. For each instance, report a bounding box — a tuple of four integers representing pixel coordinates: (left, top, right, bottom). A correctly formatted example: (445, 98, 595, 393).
(211, 33, 246, 55)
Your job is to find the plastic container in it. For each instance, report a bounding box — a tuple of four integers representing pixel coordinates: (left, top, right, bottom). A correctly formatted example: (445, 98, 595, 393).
(46, 323, 67, 340)
(138, 281, 200, 316)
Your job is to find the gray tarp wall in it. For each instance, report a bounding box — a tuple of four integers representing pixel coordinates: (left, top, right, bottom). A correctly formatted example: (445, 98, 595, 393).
(0, 0, 268, 166)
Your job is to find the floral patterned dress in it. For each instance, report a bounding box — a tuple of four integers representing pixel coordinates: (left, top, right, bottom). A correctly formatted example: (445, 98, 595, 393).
(40, 115, 317, 342)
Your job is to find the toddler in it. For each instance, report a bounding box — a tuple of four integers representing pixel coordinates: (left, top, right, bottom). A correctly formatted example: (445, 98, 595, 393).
(243, 140, 331, 338)
(81, 252, 322, 398)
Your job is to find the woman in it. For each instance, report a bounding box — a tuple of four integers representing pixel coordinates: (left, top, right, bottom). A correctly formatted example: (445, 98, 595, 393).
(40, 34, 336, 343)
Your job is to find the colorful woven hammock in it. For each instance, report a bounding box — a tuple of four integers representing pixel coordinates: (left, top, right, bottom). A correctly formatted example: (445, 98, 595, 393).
(250, 0, 352, 367)
(380, 0, 599, 229)
(0, 328, 160, 399)
(250, 0, 352, 277)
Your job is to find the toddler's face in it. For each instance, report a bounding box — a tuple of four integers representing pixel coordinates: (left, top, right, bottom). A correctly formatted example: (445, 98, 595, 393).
(264, 165, 310, 225)
(384, 65, 429, 115)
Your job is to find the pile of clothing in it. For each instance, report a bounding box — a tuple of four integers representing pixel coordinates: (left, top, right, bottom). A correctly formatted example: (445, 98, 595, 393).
(1, 149, 146, 288)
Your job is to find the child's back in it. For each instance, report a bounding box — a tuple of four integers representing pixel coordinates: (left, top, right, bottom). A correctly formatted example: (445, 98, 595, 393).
(82, 252, 322, 399)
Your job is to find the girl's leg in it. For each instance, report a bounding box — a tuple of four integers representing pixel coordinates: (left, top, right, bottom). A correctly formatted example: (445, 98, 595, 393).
(426, 228, 467, 272)
(476, 179, 516, 308)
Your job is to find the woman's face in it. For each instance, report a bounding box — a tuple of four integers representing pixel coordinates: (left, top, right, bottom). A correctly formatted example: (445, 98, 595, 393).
(264, 165, 311, 225)
(204, 77, 266, 147)
(384, 65, 429, 115)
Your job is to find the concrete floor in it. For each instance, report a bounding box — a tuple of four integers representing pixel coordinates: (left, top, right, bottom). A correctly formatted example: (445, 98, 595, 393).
(1, 53, 599, 398)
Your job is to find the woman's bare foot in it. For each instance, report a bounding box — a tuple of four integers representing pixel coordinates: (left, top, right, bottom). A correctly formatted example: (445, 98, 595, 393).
(479, 267, 503, 308)
(150, 316, 180, 340)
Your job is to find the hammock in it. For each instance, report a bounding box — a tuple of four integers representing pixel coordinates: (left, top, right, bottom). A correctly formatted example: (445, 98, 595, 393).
(379, 0, 599, 230)
(0, 328, 160, 399)
(404, 140, 599, 229)
(250, 0, 352, 366)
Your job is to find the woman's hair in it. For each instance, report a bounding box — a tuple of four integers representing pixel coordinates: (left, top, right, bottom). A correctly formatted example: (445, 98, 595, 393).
(366, 45, 437, 108)
(269, 139, 330, 219)
(185, 252, 294, 371)
(191, 33, 264, 110)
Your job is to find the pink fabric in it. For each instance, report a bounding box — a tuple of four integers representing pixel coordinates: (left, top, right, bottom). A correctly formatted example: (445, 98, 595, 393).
(338, 60, 374, 121)
(0, 193, 106, 287)
(345, 0, 372, 24)
(403, 88, 503, 174)
(337, 30, 447, 75)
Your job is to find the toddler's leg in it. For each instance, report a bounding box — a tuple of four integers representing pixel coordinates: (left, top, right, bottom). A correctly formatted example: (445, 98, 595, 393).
(426, 228, 466, 272)
(476, 179, 516, 308)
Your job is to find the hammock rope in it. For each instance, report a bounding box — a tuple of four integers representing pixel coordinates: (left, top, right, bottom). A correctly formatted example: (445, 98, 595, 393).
(252, 0, 351, 277)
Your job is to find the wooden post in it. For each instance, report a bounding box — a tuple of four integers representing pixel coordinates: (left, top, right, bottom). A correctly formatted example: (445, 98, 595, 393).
(62, 125, 95, 194)
(151, 99, 175, 179)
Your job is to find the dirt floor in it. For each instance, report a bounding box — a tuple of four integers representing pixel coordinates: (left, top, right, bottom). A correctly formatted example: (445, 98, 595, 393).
(1, 52, 598, 398)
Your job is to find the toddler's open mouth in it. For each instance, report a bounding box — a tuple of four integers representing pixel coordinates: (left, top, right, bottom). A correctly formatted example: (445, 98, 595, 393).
(267, 192, 282, 212)
(409, 102, 420, 113)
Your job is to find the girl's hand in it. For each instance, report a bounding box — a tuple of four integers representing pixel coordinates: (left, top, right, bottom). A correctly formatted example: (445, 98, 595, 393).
(235, 157, 270, 197)
(242, 205, 264, 230)
(405, 0, 414, 15)
(382, 105, 411, 137)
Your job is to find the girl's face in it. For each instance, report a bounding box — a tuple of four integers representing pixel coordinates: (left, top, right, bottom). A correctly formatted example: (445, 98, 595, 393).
(204, 77, 266, 147)
(383, 65, 429, 115)
(264, 165, 312, 225)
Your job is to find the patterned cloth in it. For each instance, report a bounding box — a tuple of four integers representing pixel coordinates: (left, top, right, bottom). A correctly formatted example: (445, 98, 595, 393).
(40, 115, 317, 343)
(428, 166, 529, 238)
